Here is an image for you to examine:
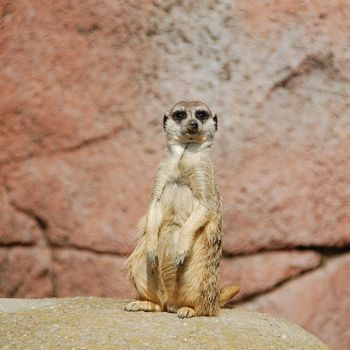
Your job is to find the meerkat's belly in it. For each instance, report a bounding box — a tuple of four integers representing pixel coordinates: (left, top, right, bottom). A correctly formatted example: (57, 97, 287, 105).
(158, 182, 197, 257)
(160, 182, 195, 226)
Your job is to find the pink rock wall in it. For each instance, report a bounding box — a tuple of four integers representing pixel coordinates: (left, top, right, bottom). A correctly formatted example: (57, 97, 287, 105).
(0, 1, 349, 348)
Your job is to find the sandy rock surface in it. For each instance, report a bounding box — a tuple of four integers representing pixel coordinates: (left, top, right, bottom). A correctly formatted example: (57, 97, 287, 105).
(0, 298, 328, 350)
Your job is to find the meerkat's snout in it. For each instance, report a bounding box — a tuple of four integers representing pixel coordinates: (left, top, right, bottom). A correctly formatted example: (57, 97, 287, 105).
(187, 119, 199, 134)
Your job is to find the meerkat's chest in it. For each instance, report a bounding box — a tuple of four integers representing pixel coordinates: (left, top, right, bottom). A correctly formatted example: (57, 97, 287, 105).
(168, 153, 198, 186)
(158, 150, 202, 220)
(160, 164, 199, 224)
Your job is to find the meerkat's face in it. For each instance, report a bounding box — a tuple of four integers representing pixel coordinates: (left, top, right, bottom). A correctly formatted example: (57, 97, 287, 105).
(163, 101, 217, 143)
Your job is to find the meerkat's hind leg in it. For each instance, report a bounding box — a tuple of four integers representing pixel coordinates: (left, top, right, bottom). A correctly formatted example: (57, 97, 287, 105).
(124, 300, 162, 312)
(177, 307, 195, 318)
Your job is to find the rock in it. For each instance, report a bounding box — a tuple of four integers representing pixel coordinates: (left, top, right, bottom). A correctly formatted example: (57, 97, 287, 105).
(2, 0, 350, 253)
(0, 0, 154, 163)
(221, 144, 350, 255)
(220, 250, 322, 300)
(242, 254, 350, 350)
(0, 247, 52, 298)
(6, 133, 162, 255)
(0, 188, 41, 245)
(0, 298, 328, 349)
(53, 249, 136, 298)
(2, 0, 349, 258)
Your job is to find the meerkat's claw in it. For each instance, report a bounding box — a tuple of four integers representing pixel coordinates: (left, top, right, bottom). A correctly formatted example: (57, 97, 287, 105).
(148, 253, 158, 269)
(174, 251, 188, 268)
(177, 307, 195, 318)
(150, 254, 158, 268)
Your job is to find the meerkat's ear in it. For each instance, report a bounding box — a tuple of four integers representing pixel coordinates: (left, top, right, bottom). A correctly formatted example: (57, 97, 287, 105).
(213, 114, 218, 131)
(163, 114, 168, 130)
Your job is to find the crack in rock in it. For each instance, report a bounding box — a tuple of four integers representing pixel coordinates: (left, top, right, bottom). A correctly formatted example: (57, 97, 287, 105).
(223, 245, 350, 258)
(232, 258, 323, 306)
(0, 124, 126, 167)
(267, 52, 336, 96)
(11, 207, 48, 236)
(9, 205, 56, 296)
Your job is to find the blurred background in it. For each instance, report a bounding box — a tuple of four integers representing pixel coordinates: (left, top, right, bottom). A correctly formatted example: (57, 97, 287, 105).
(1, 0, 349, 348)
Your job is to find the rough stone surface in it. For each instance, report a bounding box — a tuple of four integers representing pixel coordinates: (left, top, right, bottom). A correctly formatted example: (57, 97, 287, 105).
(0, 247, 52, 298)
(221, 145, 350, 255)
(0, 0, 152, 163)
(5, 133, 161, 255)
(0, 1, 349, 350)
(220, 251, 322, 300)
(53, 249, 136, 298)
(0, 188, 41, 245)
(0, 298, 328, 350)
(242, 254, 350, 350)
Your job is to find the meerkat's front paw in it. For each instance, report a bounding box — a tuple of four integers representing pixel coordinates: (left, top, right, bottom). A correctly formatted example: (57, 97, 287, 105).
(174, 250, 189, 268)
(124, 301, 162, 312)
(147, 249, 158, 269)
(177, 307, 195, 318)
(124, 301, 141, 312)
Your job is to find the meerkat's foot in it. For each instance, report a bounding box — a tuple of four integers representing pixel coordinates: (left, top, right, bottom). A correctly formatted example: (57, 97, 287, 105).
(124, 300, 161, 312)
(177, 307, 195, 318)
(174, 250, 189, 268)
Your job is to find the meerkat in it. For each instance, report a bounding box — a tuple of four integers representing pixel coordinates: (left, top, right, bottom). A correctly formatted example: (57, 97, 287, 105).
(125, 101, 240, 318)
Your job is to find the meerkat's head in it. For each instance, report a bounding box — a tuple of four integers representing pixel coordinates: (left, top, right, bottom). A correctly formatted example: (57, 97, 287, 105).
(163, 101, 217, 143)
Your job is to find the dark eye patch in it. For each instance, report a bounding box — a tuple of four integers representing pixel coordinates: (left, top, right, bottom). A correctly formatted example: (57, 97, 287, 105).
(195, 110, 209, 121)
(172, 110, 187, 121)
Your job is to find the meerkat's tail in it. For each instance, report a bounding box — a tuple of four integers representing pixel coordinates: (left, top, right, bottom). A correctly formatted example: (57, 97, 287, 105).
(219, 285, 240, 307)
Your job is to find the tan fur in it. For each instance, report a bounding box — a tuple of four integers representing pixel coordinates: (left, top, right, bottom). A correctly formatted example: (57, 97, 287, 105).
(125, 101, 239, 318)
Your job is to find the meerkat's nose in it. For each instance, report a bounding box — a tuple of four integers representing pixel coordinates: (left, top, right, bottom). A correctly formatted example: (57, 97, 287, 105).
(189, 119, 198, 130)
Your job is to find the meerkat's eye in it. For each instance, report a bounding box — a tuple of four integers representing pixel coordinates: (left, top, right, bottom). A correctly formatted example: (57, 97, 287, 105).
(173, 110, 187, 121)
(195, 110, 209, 121)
